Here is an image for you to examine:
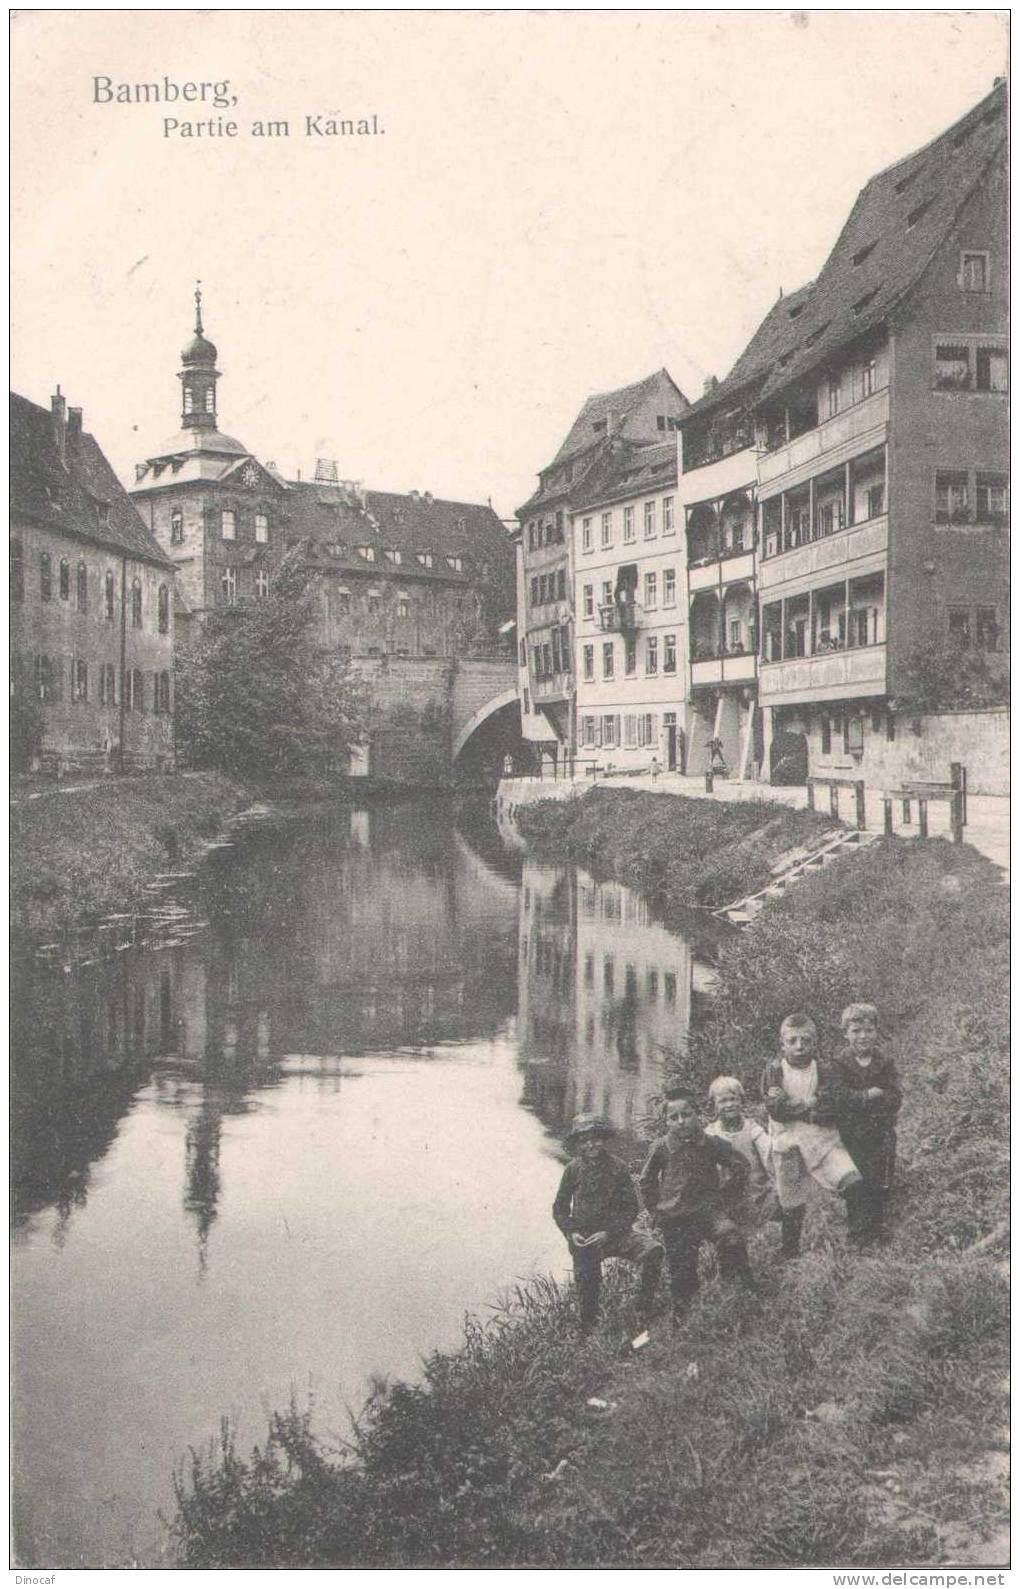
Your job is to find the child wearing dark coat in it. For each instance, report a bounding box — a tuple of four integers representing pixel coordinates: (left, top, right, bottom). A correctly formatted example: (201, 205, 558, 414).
(832, 1003, 903, 1245)
(553, 1114, 665, 1334)
(639, 1085, 756, 1323)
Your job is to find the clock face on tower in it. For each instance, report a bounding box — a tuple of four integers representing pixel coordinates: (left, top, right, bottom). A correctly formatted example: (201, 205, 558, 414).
(241, 462, 260, 488)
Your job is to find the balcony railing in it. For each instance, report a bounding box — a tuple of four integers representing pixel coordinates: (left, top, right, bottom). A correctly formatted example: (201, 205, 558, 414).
(758, 514, 888, 592)
(690, 651, 758, 688)
(598, 599, 639, 633)
(758, 642, 886, 704)
(758, 387, 890, 486)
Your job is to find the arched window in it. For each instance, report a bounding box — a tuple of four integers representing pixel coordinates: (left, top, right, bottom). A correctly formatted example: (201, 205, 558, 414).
(105, 571, 116, 621)
(39, 552, 52, 601)
(157, 584, 170, 634)
(59, 558, 70, 601)
(11, 539, 24, 601)
(76, 560, 88, 612)
(131, 578, 143, 628)
(170, 509, 184, 545)
(73, 659, 88, 702)
(204, 387, 215, 413)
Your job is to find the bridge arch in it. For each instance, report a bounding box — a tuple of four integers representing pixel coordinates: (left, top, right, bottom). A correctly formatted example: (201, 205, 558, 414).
(451, 685, 520, 763)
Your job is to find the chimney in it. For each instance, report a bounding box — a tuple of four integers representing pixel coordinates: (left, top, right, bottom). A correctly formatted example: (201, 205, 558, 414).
(68, 407, 83, 451)
(51, 386, 67, 465)
(703, 376, 719, 397)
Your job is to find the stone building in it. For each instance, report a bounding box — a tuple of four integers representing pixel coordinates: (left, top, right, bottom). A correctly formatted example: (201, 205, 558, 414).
(515, 370, 688, 773)
(131, 292, 515, 663)
(10, 389, 175, 773)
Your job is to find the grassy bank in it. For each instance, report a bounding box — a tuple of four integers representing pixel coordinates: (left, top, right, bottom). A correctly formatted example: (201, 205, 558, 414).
(513, 786, 837, 911)
(172, 835, 1008, 1568)
(11, 772, 247, 940)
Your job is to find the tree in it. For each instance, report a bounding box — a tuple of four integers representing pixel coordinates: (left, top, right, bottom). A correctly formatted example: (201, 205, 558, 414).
(175, 554, 367, 779)
(896, 636, 1008, 715)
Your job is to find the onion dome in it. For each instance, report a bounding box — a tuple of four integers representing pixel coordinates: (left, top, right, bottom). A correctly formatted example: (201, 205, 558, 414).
(181, 283, 217, 365)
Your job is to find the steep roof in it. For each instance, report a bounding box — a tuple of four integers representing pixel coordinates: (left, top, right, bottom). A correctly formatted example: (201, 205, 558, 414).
(571, 438, 677, 512)
(683, 81, 1006, 422)
(10, 392, 172, 566)
(550, 368, 688, 466)
(281, 480, 514, 582)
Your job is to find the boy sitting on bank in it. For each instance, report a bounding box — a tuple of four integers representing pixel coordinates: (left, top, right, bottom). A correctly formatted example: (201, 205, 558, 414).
(553, 1114, 664, 1335)
(705, 1074, 776, 1228)
(832, 1003, 902, 1246)
(761, 1013, 862, 1257)
(639, 1084, 756, 1324)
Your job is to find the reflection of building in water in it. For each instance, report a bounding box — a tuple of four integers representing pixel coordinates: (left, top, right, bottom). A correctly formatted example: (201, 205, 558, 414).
(516, 860, 694, 1142)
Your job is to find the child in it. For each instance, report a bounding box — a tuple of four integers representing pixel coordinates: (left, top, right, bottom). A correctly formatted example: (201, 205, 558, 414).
(553, 1114, 664, 1334)
(761, 1013, 862, 1257)
(832, 1003, 902, 1246)
(705, 1075, 776, 1228)
(639, 1085, 756, 1323)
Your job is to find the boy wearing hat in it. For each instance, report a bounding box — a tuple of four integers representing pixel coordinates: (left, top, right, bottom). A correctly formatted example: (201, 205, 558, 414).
(553, 1114, 664, 1334)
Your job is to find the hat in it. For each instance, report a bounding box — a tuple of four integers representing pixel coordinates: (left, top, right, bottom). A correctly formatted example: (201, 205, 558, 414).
(567, 1113, 613, 1142)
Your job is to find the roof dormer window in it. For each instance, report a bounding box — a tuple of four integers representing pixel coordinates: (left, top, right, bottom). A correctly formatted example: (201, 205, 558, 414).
(906, 198, 935, 230)
(804, 322, 830, 348)
(894, 164, 923, 194)
(386, 548, 402, 564)
(447, 555, 463, 572)
(788, 302, 805, 320)
(358, 545, 376, 562)
(417, 551, 433, 568)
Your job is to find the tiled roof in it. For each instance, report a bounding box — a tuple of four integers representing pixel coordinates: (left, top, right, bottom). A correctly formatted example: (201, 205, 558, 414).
(571, 438, 677, 511)
(10, 392, 172, 566)
(550, 368, 688, 466)
(282, 480, 514, 580)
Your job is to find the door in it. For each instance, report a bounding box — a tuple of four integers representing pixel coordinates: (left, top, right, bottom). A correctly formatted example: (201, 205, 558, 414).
(664, 712, 677, 772)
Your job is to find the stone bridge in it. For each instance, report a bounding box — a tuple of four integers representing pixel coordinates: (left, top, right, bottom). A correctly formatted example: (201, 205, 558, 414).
(352, 655, 523, 781)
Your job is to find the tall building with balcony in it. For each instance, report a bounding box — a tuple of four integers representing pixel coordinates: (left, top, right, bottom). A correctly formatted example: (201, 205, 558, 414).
(750, 82, 1007, 781)
(573, 439, 688, 771)
(516, 370, 688, 771)
(676, 298, 805, 779)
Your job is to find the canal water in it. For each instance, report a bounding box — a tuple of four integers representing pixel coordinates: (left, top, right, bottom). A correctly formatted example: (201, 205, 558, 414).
(11, 799, 717, 1567)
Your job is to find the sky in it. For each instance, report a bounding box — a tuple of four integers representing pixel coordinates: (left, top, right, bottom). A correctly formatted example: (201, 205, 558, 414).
(10, 11, 1008, 521)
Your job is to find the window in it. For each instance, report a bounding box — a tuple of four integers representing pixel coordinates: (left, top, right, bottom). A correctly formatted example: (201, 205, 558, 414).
(447, 555, 463, 572)
(582, 644, 595, 681)
(935, 471, 969, 524)
(582, 517, 593, 553)
(601, 580, 612, 610)
(129, 668, 144, 711)
(523, 688, 529, 713)
(183, 387, 194, 415)
(221, 566, 237, 604)
(636, 712, 657, 748)
(99, 662, 116, 706)
(530, 576, 539, 606)
(646, 635, 658, 675)
(624, 638, 637, 676)
(387, 549, 403, 565)
(976, 607, 999, 651)
(527, 524, 535, 551)
(600, 512, 612, 549)
(821, 715, 832, 754)
(368, 593, 380, 614)
(519, 639, 526, 668)
(845, 714, 865, 756)
(73, 658, 88, 702)
(602, 641, 614, 680)
(129, 578, 142, 626)
(556, 569, 566, 601)
(729, 618, 742, 649)
(663, 496, 675, 535)
(155, 671, 171, 714)
(256, 568, 270, 599)
(39, 552, 52, 601)
(644, 571, 657, 609)
(644, 501, 656, 538)
(866, 483, 885, 520)
(550, 630, 562, 674)
(581, 715, 596, 748)
(663, 567, 676, 607)
(360, 545, 377, 562)
(976, 347, 1008, 393)
(34, 655, 59, 702)
(623, 506, 635, 543)
(947, 607, 971, 647)
(255, 513, 269, 544)
(663, 633, 677, 674)
(959, 251, 989, 292)
(624, 714, 637, 748)
(583, 584, 594, 619)
(827, 377, 841, 417)
(170, 508, 184, 545)
(397, 596, 410, 618)
(103, 570, 115, 621)
(976, 474, 1008, 522)
(337, 590, 351, 614)
(59, 558, 70, 601)
(76, 560, 88, 612)
(602, 714, 618, 748)
(221, 509, 236, 540)
(934, 343, 971, 390)
(157, 584, 170, 634)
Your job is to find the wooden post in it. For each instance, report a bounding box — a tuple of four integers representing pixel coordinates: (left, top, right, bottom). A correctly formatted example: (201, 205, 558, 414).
(705, 769, 714, 793)
(854, 779, 866, 831)
(806, 780, 815, 811)
(950, 762, 968, 827)
(918, 798, 928, 839)
(883, 798, 893, 836)
(902, 798, 911, 824)
(829, 783, 839, 819)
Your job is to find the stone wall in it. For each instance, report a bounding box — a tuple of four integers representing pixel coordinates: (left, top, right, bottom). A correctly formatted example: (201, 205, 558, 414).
(351, 655, 517, 782)
(788, 704, 1008, 795)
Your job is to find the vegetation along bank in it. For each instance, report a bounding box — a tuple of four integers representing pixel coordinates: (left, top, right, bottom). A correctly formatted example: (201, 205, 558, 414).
(172, 796, 1008, 1570)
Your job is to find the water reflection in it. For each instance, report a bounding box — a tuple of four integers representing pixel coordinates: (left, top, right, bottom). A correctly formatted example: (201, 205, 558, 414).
(516, 860, 710, 1141)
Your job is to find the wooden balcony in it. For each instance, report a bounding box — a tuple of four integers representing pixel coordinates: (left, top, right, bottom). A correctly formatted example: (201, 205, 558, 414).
(690, 651, 757, 689)
(688, 549, 755, 592)
(597, 599, 639, 633)
(758, 642, 886, 705)
(758, 514, 888, 594)
(758, 388, 889, 488)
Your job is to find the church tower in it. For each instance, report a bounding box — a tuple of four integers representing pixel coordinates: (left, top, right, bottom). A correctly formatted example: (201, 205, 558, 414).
(178, 283, 220, 430)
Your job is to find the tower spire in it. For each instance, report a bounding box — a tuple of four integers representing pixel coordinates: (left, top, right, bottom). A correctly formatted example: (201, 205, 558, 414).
(194, 280, 204, 336)
(179, 285, 220, 430)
